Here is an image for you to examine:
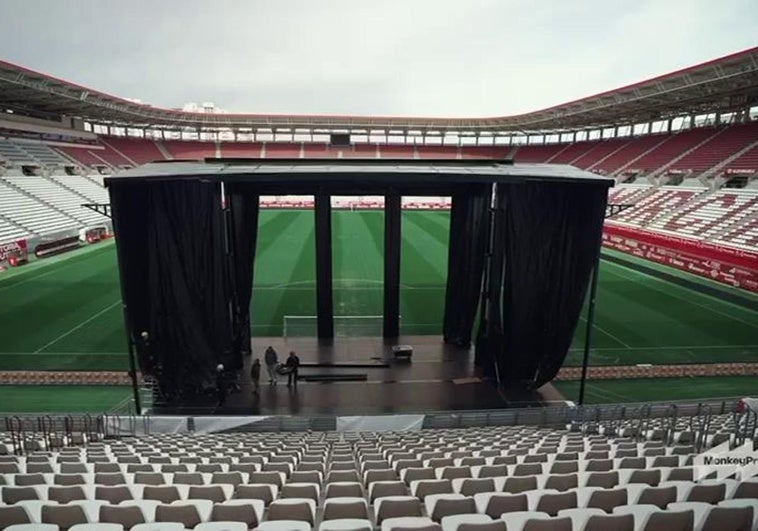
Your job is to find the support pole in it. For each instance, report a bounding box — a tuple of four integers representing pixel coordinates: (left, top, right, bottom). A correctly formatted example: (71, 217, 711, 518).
(314, 193, 334, 340)
(578, 252, 602, 406)
(124, 315, 142, 415)
(383, 193, 401, 338)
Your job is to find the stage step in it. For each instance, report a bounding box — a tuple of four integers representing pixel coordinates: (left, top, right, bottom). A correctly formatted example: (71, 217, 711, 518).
(300, 373, 368, 382)
(299, 362, 389, 369)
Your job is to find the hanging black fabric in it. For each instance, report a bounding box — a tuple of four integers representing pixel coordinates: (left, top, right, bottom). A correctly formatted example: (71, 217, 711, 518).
(226, 184, 260, 366)
(483, 182, 608, 387)
(110, 179, 232, 399)
(442, 184, 490, 348)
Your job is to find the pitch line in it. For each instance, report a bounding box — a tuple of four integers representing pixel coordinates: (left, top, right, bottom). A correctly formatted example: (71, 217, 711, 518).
(578, 315, 632, 349)
(33, 300, 122, 354)
(604, 262, 758, 330)
(567, 344, 758, 352)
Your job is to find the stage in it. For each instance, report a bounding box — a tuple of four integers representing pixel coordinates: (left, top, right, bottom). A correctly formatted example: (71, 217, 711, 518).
(150, 336, 567, 415)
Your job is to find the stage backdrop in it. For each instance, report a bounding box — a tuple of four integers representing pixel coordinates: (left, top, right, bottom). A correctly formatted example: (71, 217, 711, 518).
(107, 161, 612, 400)
(476, 182, 608, 386)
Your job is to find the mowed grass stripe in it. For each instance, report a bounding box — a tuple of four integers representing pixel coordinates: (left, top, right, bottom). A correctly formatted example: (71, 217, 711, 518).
(400, 213, 449, 334)
(332, 210, 384, 316)
(0, 244, 123, 354)
(553, 376, 758, 404)
(252, 211, 316, 335)
(0, 385, 131, 413)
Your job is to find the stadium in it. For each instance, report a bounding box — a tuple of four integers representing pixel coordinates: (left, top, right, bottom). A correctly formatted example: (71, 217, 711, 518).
(0, 14, 757, 531)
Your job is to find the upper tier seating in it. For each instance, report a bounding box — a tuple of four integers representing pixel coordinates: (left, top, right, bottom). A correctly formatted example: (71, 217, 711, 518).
(219, 142, 264, 158)
(610, 187, 707, 227)
(592, 135, 670, 175)
(668, 122, 758, 174)
(56, 146, 108, 167)
(265, 143, 302, 158)
(13, 141, 69, 166)
(100, 138, 167, 165)
(0, 139, 69, 166)
(624, 128, 718, 174)
(570, 138, 630, 170)
(162, 141, 217, 160)
(724, 143, 758, 174)
(647, 189, 758, 241)
(512, 144, 566, 163)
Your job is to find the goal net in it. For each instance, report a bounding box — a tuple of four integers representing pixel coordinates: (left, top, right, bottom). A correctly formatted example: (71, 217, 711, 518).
(283, 315, 396, 338)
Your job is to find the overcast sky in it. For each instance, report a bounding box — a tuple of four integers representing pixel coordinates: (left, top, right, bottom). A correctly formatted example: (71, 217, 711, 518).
(0, 0, 756, 117)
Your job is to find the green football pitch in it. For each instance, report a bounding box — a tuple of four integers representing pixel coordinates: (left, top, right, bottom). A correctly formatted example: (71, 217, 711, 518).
(1, 209, 757, 383)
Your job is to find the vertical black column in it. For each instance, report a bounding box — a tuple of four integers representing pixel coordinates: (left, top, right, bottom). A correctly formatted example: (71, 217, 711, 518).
(383, 193, 402, 338)
(314, 193, 334, 339)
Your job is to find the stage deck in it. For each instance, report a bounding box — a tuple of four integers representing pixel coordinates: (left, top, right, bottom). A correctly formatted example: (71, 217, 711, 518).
(153, 336, 565, 415)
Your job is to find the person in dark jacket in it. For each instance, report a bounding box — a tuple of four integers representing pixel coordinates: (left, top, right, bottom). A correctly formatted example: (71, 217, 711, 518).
(215, 363, 228, 406)
(285, 351, 300, 387)
(250, 359, 261, 395)
(264, 346, 279, 385)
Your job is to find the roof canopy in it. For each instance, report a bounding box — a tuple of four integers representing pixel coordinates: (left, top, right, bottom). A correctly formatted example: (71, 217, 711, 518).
(2, 47, 757, 134)
(105, 159, 614, 195)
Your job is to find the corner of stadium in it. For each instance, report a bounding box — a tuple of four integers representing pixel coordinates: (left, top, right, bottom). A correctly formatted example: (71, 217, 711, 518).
(0, 45, 756, 529)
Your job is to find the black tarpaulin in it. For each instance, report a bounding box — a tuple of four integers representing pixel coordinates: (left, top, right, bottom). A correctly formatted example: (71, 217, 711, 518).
(226, 184, 260, 365)
(110, 180, 233, 398)
(442, 184, 490, 348)
(483, 182, 608, 387)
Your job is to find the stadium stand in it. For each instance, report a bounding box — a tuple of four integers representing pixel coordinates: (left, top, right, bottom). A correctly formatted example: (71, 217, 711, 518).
(220, 142, 264, 159)
(622, 128, 719, 176)
(162, 140, 217, 160)
(647, 188, 758, 241)
(591, 135, 670, 176)
(0, 406, 755, 531)
(0, 179, 78, 236)
(667, 122, 758, 176)
(99, 137, 167, 166)
(570, 138, 630, 171)
(714, 216, 758, 250)
(2, 175, 106, 227)
(609, 187, 708, 227)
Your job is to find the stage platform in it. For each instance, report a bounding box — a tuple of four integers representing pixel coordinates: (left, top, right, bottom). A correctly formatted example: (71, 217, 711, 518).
(151, 335, 566, 415)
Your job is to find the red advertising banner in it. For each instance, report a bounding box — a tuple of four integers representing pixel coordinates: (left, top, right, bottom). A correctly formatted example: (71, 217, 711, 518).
(603, 223, 758, 293)
(0, 239, 29, 267)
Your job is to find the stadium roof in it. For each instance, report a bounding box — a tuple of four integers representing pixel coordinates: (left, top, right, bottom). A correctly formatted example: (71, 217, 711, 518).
(2, 47, 758, 135)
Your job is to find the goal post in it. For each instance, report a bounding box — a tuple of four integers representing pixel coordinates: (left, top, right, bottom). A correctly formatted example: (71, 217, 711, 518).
(283, 315, 399, 338)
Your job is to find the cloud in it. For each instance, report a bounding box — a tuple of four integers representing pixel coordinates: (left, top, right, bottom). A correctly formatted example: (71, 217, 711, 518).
(0, 0, 755, 116)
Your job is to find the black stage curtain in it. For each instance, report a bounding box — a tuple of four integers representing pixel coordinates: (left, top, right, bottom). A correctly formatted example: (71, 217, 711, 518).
(383, 193, 402, 338)
(226, 184, 260, 365)
(482, 182, 608, 387)
(443, 184, 490, 348)
(110, 180, 232, 399)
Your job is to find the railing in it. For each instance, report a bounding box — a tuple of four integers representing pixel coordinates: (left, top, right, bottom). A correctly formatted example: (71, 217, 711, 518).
(0, 396, 750, 443)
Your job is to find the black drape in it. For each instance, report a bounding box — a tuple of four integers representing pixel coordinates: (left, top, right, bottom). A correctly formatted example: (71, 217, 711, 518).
(383, 193, 401, 338)
(110, 180, 233, 399)
(480, 182, 608, 387)
(226, 184, 260, 366)
(443, 184, 491, 348)
(314, 193, 335, 339)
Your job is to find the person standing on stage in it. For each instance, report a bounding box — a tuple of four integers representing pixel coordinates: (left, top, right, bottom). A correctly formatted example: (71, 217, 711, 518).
(250, 358, 261, 395)
(264, 346, 279, 385)
(215, 363, 228, 407)
(286, 351, 300, 388)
